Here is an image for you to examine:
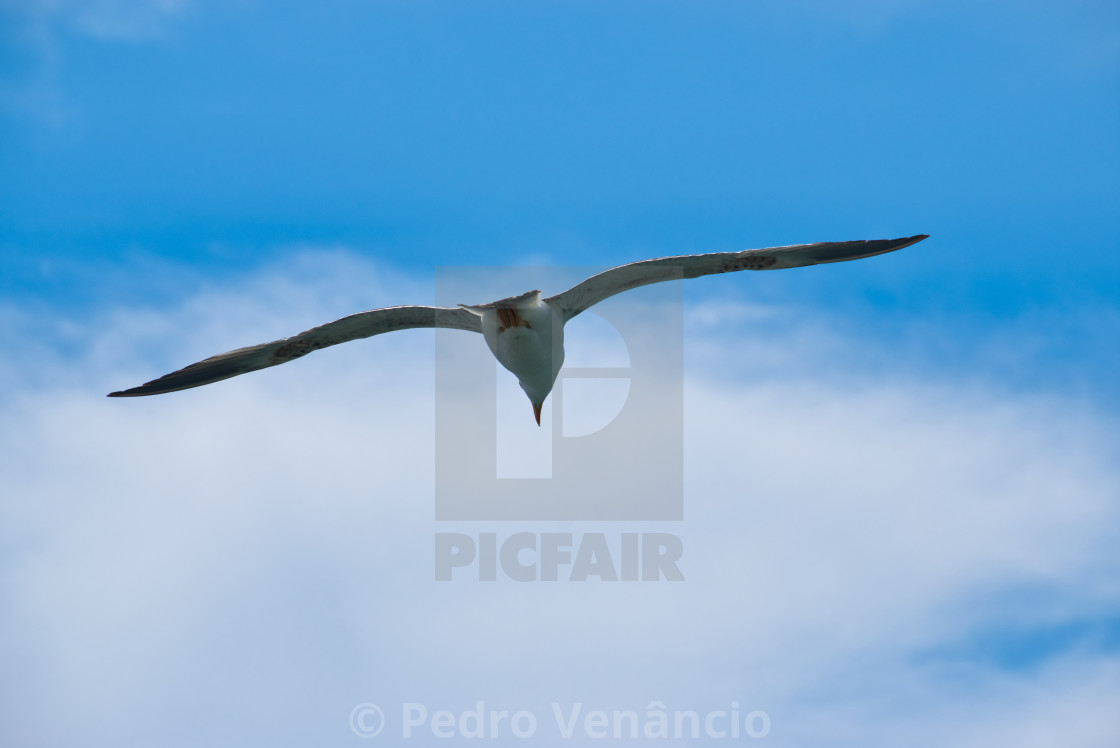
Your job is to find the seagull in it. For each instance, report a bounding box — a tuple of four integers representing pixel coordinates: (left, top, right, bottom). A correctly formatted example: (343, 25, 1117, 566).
(109, 235, 928, 423)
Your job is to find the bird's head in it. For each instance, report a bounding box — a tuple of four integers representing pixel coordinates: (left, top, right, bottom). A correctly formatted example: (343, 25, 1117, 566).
(519, 380, 553, 426)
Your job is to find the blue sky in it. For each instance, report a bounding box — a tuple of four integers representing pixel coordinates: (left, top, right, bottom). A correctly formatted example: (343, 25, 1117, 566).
(3, 1, 1118, 398)
(2, 1, 1119, 746)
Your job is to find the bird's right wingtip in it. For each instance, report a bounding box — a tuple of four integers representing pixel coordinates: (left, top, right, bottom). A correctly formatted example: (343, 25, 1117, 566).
(107, 386, 150, 397)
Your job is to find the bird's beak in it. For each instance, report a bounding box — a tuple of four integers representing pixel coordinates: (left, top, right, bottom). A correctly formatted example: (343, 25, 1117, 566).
(532, 402, 542, 426)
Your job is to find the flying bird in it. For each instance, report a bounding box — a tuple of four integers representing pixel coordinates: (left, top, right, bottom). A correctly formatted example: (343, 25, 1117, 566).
(109, 235, 928, 423)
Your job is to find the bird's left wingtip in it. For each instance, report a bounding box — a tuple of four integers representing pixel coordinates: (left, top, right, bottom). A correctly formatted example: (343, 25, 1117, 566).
(891, 234, 929, 251)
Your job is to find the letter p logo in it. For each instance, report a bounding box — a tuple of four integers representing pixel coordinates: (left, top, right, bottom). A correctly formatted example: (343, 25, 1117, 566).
(434, 265, 684, 521)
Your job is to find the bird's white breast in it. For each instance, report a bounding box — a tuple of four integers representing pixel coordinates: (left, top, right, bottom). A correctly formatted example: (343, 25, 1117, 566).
(480, 297, 564, 394)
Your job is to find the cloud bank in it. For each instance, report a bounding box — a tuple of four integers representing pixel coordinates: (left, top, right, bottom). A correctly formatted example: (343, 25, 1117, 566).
(1, 251, 1117, 746)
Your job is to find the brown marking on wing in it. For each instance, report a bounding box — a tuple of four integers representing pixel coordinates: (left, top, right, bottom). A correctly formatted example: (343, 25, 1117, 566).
(273, 338, 328, 361)
(706, 255, 778, 274)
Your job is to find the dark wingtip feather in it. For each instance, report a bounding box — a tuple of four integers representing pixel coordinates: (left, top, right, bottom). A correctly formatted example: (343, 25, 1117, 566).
(107, 384, 163, 397)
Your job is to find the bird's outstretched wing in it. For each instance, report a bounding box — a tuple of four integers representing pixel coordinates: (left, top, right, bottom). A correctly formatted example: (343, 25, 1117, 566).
(108, 305, 482, 397)
(545, 235, 928, 321)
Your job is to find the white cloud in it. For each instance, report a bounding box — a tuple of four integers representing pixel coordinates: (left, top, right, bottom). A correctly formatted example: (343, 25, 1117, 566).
(1, 0, 196, 124)
(6, 0, 191, 42)
(1, 251, 1118, 746)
